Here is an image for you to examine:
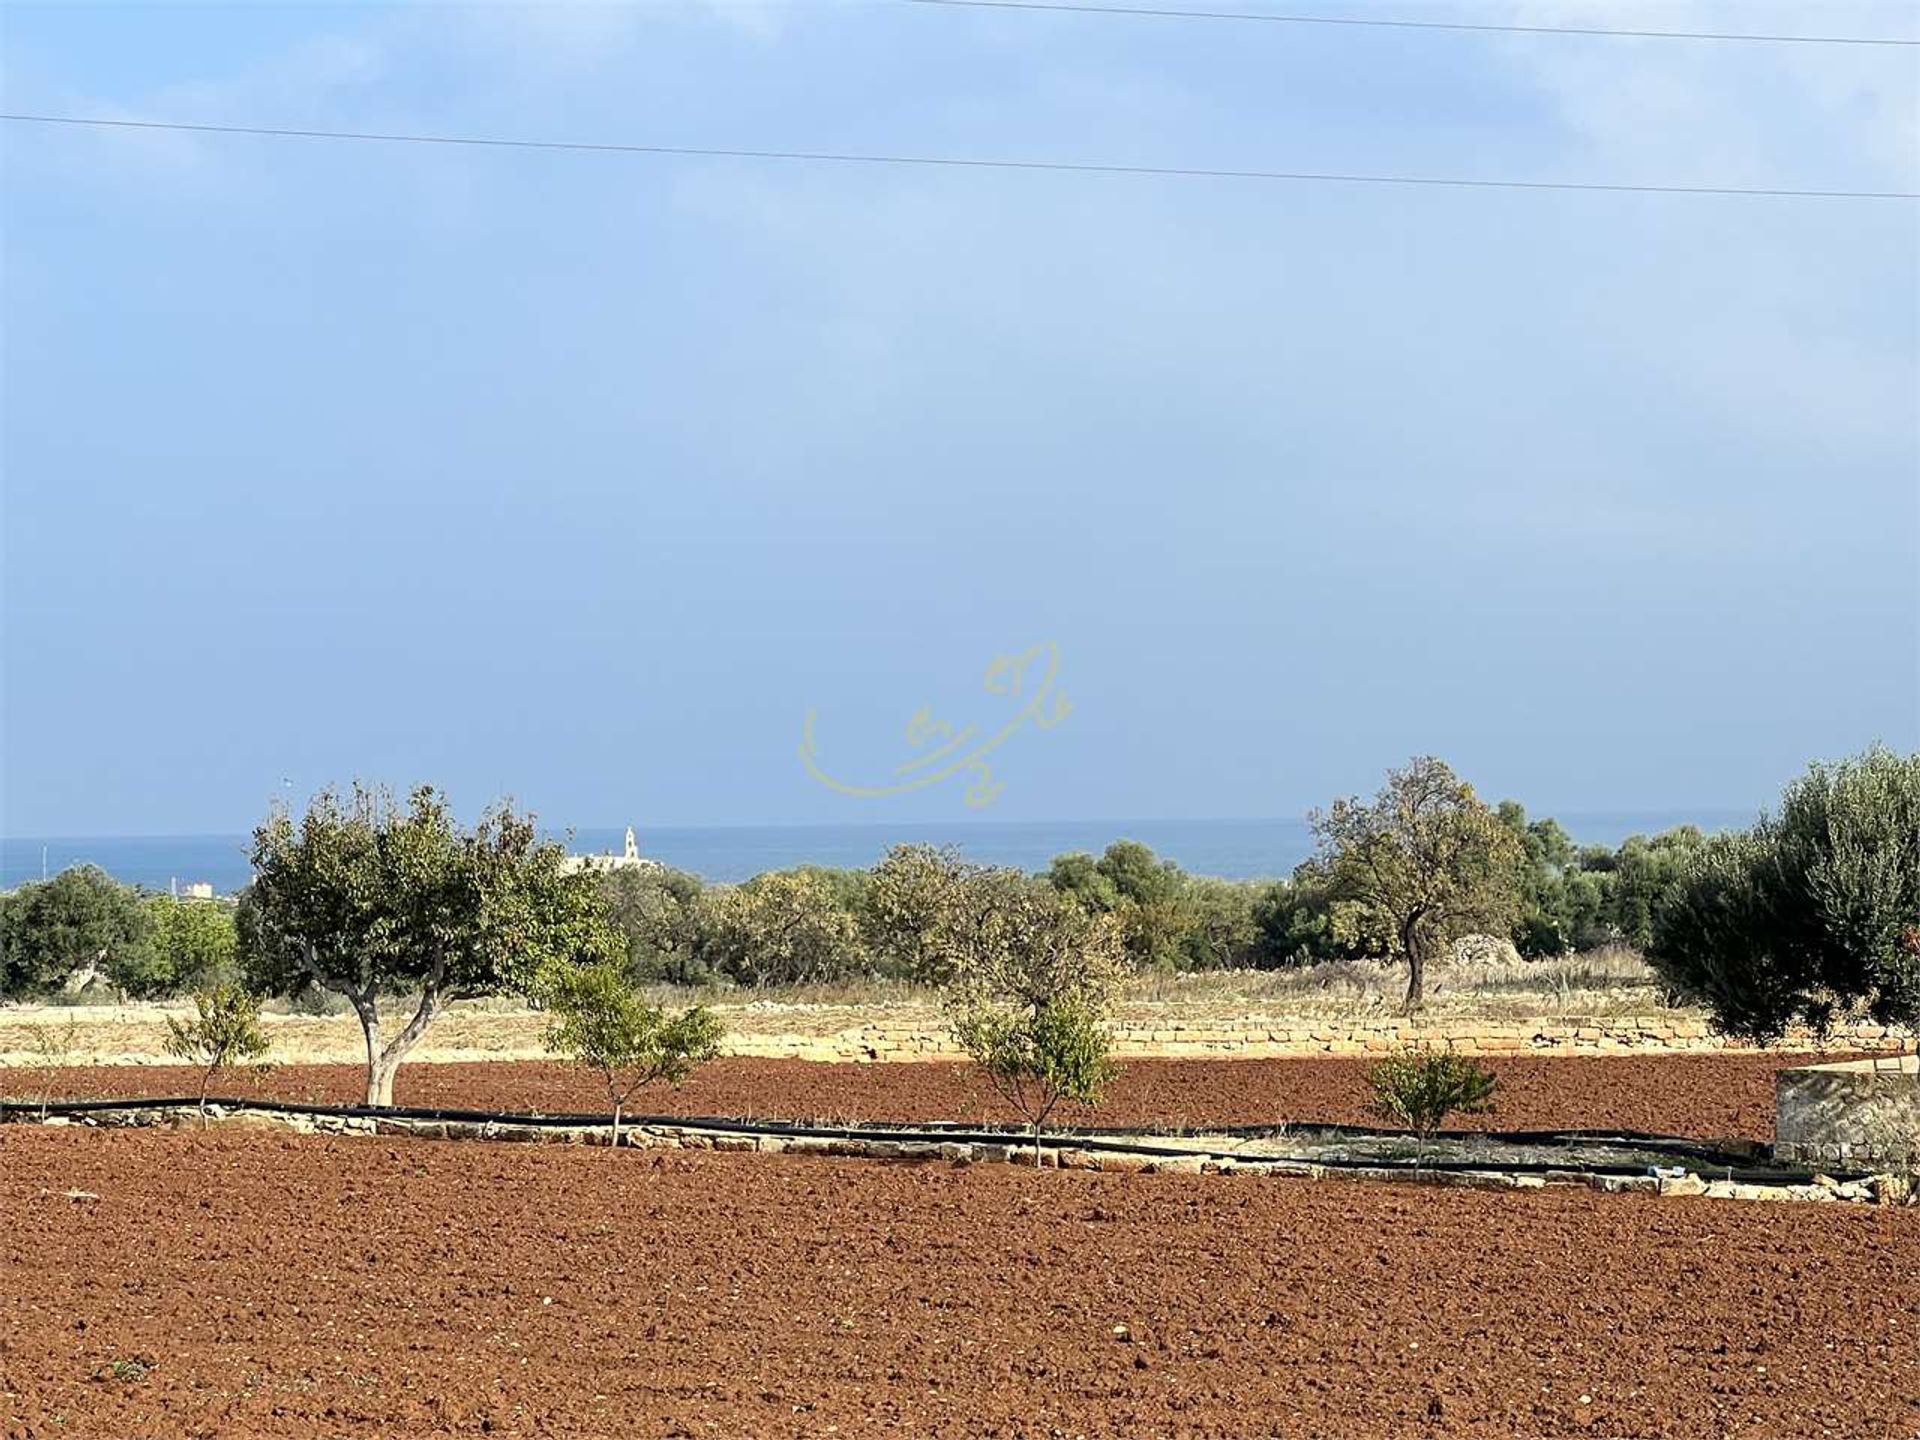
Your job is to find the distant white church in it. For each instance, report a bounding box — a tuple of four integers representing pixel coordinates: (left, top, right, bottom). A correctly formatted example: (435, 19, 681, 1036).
(561, 826, 661, 877)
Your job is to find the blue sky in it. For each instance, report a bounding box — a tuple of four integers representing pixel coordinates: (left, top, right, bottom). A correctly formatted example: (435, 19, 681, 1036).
(2, 1, 1915, 836)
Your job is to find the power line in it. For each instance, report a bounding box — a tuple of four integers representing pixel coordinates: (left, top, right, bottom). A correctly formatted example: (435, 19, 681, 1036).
(904, 0, 1920, 47)
(5, 112, 1914, 200)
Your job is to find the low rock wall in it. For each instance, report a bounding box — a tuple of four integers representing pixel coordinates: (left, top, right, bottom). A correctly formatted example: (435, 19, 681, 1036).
(794, 1017, 1903, 1064)
(1775, 1057, 1920, 1168)
(18, 1103, 1914, 1207)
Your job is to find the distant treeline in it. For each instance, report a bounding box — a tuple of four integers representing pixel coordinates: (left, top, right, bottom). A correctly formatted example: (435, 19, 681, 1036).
(0, 809, 1692, 1003)
(585, 812, 1707, 990)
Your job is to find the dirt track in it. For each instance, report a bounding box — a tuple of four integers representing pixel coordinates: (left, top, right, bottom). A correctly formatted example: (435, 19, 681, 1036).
(20, 1050, 1867, 1141)
(3, 1127, 1915, 1439)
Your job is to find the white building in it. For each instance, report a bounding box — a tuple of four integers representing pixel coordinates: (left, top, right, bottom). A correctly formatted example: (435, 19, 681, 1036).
(561, 826, 661, 877)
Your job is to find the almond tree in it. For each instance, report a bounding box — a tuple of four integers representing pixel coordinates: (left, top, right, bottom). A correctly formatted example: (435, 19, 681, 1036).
(162, 985, 271, 1124)
(942, 870, 1126, 1164)
(239, 783, 609, 1107)
(539, 959, 723, 1147)
(1310, 757, 1523, 1012)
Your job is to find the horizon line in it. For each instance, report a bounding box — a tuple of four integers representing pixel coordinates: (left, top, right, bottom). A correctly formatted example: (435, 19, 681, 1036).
(1, 805, 1761, 845)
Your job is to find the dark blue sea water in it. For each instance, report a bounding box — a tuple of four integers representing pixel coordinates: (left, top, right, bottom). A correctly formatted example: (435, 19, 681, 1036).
(2, 811, 1751, 896)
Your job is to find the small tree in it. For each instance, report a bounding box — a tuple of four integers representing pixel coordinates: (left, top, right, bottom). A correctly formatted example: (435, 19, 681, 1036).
(1310, 757, 1524, 1012)
(162, 985, 271, 1125)
(942, 872, 1126, 1164)
(1366, 1047, 1498, 1151)
(540, 959, 723, 1147)
(21, 1018, 84, 1120)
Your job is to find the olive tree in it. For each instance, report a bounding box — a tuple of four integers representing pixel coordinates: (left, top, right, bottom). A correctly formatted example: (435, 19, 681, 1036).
(539, 959, 723, 1147)
(0, 866, 152, 999)
(1651, 746, 1920, 1041)
(1310, 757, 1524, 1012)
(941, 870, 1126, 1164)
(163, 985, 271, 1124)
(240, 783, 611, 1106)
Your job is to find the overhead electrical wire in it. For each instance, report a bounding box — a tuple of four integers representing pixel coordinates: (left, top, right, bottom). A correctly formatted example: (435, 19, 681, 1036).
(903, 0, 1920, 48)
(4, 113, 1914, 200)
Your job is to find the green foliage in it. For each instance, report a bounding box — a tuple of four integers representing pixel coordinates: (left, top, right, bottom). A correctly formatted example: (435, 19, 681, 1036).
(1095, 840, 1185, 909)
(596, 866, 715, 985)
(1251, 870, 1368, 967)
(1650, 747, 1920, 1040)
(1498, 802, 1614, 958)
(1177, 877, 1262, 970)
(942, 874, 1125, 1157)
(1607, 826, 1709, 951)
(0, 866, 153, 999)
(863, 844, 976, 983)
(707, 869, 864, 987)
(1311, 757, 1525, 1011)
(240, 782, 613, 1105)
(139, 897, 240, 998)
(163, 985, 271, 1117)
(1366, 1047, 1498, 1140)
(1043, 852, 1117, 913)
(540, 958, 723, 1143)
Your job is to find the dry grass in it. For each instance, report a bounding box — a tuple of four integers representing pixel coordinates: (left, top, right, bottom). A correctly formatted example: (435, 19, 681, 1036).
(1123, 945, 1670, 1021)
(0, 948, 1696, 1068)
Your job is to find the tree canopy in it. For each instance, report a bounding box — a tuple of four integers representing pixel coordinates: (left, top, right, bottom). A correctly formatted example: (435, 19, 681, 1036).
(1309, 757, 1524, 1010)
(240, 783, 612, 1105)
(1650, 746, 1919, 1041)
(0, 865, 152, 998)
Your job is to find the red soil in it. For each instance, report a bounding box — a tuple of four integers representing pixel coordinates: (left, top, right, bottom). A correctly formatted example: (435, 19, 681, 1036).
(31, 1050, 1864, 1141)
(3, 1127, 1914, 1439)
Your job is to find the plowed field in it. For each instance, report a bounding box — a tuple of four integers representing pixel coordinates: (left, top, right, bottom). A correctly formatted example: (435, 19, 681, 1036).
(3, 1127, 1915, 1439)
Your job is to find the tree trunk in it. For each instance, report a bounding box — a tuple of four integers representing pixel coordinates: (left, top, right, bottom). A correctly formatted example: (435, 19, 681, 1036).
(1402, 930, 1427, 1014)
(199, 1061, 215, 1129)
(356, 984, 442, 1108)
(612, 1102, 624, 1150)
(1032, 1121, 1042, 1169)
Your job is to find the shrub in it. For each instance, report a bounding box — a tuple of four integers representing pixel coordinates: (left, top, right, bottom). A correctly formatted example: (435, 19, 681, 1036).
(162, 985, 271, 1124)
(942, 872, 1125, 1163)
(540, 959, 723, 1146)
(1366, 1047, 1498, 1142)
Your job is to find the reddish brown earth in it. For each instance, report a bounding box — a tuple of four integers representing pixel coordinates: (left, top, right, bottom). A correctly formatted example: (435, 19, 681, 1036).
(3, 1127, 1915, 1440)
(25, 1051, 1868, 1141)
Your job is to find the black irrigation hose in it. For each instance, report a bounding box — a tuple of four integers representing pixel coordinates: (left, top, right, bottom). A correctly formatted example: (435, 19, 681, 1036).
(0, 1094, 1868, 1187)
(0, 1095, 1759, 1166)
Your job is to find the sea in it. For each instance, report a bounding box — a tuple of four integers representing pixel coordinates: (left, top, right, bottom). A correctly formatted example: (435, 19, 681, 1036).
(1, 811, 1753, 896)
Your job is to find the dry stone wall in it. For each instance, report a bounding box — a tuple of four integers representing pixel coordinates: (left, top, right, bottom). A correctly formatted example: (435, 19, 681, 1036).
(729, 1017, 1903, 1064)
(1775, 1057, 1920, 1168)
